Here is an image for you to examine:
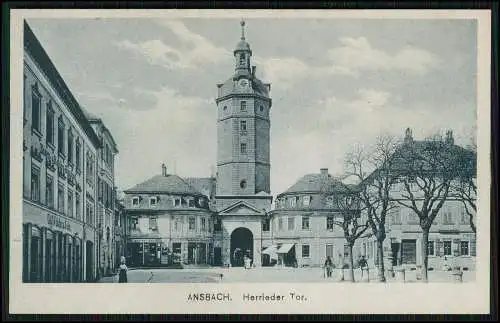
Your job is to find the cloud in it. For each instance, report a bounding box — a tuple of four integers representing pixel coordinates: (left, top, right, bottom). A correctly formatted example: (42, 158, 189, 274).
(115, 20, 231, 70)
(270, 87, 472, 195)
(327, 37, 439, 76)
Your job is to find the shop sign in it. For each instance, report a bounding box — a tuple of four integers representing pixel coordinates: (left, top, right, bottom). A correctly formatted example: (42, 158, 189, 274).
(47, 213, 71, 231)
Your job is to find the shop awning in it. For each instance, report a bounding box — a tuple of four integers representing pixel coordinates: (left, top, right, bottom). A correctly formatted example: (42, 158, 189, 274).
(277, 243, 295, 254)
(262, 245, 278, 260)
(262, 245, 278, 255)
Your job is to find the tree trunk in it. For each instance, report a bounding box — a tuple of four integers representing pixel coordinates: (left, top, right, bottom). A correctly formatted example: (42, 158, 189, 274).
(376, 239, 386, 282)
(348, 244, 355, 282)
(421, 228, 429, 282)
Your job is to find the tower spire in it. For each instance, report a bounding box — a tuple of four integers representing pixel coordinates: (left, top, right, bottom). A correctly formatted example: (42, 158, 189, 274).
(240, 19, 246, 40)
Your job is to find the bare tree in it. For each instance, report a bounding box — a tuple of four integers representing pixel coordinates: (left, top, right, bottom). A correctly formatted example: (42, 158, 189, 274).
(344, 135, 400, 282)
(452, 134, 477, 233)
(391, 130, 468, 282)
(332, 187, 370, 282)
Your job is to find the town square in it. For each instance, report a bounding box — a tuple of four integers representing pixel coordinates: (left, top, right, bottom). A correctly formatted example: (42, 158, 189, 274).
(20, 14, 478, 285)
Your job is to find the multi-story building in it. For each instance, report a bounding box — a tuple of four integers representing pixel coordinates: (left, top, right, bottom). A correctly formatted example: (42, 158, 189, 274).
(123, 164, 215, 267)
(22, 21, 101, 282)
(86, 114, 119, 277)
(267, 169, 364, 268)
(113, 195, 127, 269)
(360, 129, 477, 271)
(122, 20, 476, 272)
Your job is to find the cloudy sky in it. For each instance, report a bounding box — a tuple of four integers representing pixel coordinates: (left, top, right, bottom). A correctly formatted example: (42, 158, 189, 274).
(25, 16, 477, 196)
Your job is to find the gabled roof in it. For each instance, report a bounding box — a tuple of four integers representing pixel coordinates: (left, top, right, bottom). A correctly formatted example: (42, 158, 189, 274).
(219, 200, 265, 215)
(124, 174, 203, 196)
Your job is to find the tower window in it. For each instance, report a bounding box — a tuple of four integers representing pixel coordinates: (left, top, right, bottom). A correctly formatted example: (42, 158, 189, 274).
(223, 105, 228, 112)
(240, 101, 247, 111)
(260, 105, 264, 112)
(240, 143, 247, 154)
(240, 180, 247, 189)
(240, 120, 247, 131)
(240, 53, 246, 65)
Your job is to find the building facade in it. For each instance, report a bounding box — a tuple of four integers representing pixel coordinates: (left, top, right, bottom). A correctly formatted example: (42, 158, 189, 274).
(124, 165, 216, 267)
(22, 22, 101, 282)
(122, 21, 476, 272)
(360, 129, 477, 271)
(87, 116, 119, 277)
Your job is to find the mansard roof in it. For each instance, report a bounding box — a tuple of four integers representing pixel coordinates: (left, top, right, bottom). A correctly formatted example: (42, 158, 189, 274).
(278, 172, 352, 198)
(124, 174, 205, 196)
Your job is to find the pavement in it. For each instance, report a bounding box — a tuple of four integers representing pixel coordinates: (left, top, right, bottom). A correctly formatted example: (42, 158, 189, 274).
(97, 266, 475, 283)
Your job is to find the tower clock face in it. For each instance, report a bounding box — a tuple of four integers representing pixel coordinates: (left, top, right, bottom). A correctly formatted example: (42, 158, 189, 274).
(238, 78, 249, 89)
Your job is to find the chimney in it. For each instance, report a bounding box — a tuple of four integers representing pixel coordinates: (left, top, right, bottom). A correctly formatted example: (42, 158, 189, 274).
(404, 127, 413, 144)
(252, 66, 256, 76)
(320, 168, 329, 177)
(445, 130, 454, 145)
(161, 163, 167, 176)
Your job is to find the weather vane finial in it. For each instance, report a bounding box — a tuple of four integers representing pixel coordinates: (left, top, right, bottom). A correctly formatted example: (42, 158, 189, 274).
(240, 19, 246, 40)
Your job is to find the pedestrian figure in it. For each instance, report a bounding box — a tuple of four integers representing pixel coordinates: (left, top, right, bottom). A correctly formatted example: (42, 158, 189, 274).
(442, 256, 451, 271)
(244, 255, 252, 269)
(324, 256, 333, 278)
(118, 256, 128, 283)
(358, 255, 368, 279)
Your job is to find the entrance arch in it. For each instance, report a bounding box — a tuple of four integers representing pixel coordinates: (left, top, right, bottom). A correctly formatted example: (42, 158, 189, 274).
(230, 227, 253, 267)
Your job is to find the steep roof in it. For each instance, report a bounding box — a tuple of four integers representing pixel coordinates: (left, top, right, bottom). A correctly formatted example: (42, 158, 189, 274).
(278, 172, 352, 197)
(124, 174, 204, 196)
(183, 177, 216, 198)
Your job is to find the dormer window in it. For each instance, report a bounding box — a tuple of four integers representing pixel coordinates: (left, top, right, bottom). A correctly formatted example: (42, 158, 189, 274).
(150, 196, 158, 207)
(290, 197, 296, 208)
(303, 196, 311, 207)
(326, 196, 334, 207)
(174, 198, 180, 207)
(188, 199, 195, 208)
(132, 196, 140, 207)
(181, 197, 187, 207)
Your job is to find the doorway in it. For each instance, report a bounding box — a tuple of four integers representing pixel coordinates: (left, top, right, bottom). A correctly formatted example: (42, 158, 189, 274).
(230, 227, 253, 267)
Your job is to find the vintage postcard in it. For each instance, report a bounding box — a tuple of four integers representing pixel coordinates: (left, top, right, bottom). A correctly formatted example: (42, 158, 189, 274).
(9, 9, 491, 314)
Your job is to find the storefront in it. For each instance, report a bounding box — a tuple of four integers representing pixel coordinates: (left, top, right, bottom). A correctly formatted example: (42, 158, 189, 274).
(127, 239, 162, 267)
(23, 201, 87, 283)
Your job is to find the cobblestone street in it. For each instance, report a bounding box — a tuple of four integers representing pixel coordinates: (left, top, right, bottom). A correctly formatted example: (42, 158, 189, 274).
(98, 267, 476, 283)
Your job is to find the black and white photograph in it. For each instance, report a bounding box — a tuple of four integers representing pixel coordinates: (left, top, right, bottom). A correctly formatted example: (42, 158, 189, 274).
(9, 8, 492, 314)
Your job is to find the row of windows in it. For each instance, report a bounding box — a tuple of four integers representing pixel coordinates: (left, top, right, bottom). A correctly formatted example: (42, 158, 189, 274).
(30, 164, 95, 226)
(131, 195, 208, 208)
(130, 216, 214, 233)
(276, 196, 314, 209)
(427, 240, 475, 257)
(390, 208, 472, 225)
(222, 102, 265, 113)
(268, 216, 338, 231)
(98, 178, 114, 209)
(28, 82, 84, 172)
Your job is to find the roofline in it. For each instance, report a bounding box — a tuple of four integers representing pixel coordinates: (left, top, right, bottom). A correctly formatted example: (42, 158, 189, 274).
(89, 119, 119, 153)
(215, 195, 273, 200)
(276, 188, 357, 198)
(124, 208, 214, 213)
(123, 190, 207, 196)
(24, 21, 102, 149)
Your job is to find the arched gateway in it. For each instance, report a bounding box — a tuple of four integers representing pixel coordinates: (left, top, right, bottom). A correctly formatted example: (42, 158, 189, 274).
(230, 227, 253, 267)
